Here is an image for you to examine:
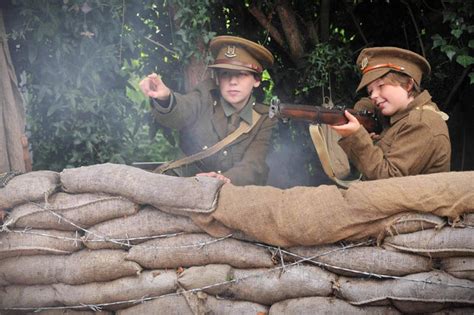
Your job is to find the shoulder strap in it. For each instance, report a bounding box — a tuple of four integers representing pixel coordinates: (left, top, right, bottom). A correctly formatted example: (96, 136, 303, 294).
(309, 124, 360, 188)
(417, 105, 449, 121)
(154, 110, 262, 174)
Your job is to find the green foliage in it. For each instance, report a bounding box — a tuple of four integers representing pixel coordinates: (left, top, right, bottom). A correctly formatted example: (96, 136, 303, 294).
(431, 0, 473, 83)
(296, 42, 356, 95)
(9, 0, 180, 170)
(9, 0, 132, 170)
(171, 0, 216, 63)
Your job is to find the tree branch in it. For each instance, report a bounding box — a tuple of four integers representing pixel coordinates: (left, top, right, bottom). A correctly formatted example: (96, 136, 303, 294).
(320, 0, 330, 42)
(345, 3, 368, 45)
(296, 12, 319, 45)
(248, 3, 285, 48)
(401, 0, 425, 57)
(276, 0, 305, 62)
(443, 65, 472, 113)
(307, 20, 319, 46)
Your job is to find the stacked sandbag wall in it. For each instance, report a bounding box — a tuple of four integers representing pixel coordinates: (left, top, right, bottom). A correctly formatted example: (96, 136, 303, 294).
(0, 166, 473, 314)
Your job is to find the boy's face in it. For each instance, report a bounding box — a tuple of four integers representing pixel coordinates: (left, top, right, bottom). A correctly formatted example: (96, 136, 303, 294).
(217, 70, 261, 111)
(367, 78, 414, 116)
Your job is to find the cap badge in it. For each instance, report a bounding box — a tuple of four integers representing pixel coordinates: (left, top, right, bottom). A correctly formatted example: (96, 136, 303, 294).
(225, 45, 237, 58)
(360, 57, 369, 71)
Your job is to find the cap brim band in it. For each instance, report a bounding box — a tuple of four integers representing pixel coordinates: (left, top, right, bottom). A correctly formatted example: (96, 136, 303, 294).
(209, 63, 259, 73)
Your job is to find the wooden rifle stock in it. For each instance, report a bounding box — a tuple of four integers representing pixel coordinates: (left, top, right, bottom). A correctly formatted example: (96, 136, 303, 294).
(269, 98, 382, 134)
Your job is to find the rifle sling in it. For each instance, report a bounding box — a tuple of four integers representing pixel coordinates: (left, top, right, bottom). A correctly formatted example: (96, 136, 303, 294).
(309, 124, 359, 188)
(154, 110, 262, 174)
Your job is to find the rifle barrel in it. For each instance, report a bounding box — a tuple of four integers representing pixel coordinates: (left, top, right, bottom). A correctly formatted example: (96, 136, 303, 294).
(269, 102, 381, 133)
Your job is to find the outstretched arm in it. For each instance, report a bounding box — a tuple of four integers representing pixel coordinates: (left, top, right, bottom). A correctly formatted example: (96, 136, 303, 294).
(139, 73, 171, 101)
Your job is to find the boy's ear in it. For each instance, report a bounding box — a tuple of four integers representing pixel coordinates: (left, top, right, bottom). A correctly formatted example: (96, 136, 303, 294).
(407, 78, 415, 92)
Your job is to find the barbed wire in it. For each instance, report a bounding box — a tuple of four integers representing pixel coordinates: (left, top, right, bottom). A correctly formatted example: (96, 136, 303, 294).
(1, 201, 473, 311)
(3, 203, 233, 250)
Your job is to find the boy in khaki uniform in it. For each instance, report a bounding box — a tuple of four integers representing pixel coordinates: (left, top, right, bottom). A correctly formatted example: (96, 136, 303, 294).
(332, 47, 451, 179)
(139, 36, 276, 185)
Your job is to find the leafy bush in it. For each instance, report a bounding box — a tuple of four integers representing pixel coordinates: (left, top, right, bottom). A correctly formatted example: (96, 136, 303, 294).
(9, 0, 179, 170)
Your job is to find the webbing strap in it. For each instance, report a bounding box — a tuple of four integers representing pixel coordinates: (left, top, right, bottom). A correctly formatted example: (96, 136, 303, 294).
(154, 110, 262, 174)
(309, 124, 359, 188)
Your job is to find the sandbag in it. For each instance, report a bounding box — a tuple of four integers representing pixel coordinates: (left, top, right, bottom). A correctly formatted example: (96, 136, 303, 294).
(60, 163, 223, 215)
(0, 171, 59, 209)
(383, 228, 474, 257)
(191, 171, 474, 247)
(383, 212, 446, 236)
(286, 244, 432, 277)
(0, 270, 177, 310)
(197, 293, 269, 314)
(126, 233, 274, 269)
(440, 257, 474, 281)
(462, 213, 474, 227)
(116, 295, 193, 315)
(4, 192, 138, 231)
(337, 271, 474, 313)
(0, 249, 142, 285)
(83, 206, 202, 250)
(178, 264, 336, 306)
(116, 293, 269, 315)
(24, 310, 113, 315)
(0, 229, 83, 260)
(269, 296, 401, 314)
(430, 308, 474, 314)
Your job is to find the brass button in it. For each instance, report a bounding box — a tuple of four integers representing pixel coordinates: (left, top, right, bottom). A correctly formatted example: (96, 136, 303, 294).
(223, 150, 228, 156)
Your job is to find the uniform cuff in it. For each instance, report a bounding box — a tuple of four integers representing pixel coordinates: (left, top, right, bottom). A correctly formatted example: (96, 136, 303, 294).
(338, 126, 372, 153)
(150, 93, 175, 113)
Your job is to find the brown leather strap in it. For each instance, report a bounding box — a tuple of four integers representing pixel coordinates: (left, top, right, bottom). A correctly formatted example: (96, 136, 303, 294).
(213, 59, 262, 73)
(154, 110, 262, 174)
(362, 63, 405, 74)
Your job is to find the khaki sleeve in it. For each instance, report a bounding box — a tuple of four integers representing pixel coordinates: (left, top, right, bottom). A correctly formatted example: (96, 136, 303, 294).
(338, 122, 437, 180)
(150, 79, 217, 130)
(150, 90, 202, 130)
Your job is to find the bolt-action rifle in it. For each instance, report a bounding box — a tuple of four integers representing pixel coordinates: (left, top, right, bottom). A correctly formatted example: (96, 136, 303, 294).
(269, 98, 382, 134)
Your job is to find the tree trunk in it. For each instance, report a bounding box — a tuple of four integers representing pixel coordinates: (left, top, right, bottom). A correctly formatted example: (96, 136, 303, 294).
(276, 0, 305, 62)
(320, 0, 330, 42)
(168, 4, 209, 92)
(0, 9, 30, 173)
(184, 42, 210, 92)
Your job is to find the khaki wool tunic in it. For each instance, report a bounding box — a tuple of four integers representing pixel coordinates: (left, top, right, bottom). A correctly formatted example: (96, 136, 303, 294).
(151, 79, 276, 186)
(338, 90, 451, 180)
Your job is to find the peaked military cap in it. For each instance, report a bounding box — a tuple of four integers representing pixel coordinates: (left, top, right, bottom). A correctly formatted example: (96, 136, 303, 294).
(209, 35, 274, 74)
(356, 47, 431, 92)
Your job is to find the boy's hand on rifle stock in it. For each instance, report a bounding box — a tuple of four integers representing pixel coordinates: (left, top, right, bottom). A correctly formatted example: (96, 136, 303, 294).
(330, 110, 361, 138)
